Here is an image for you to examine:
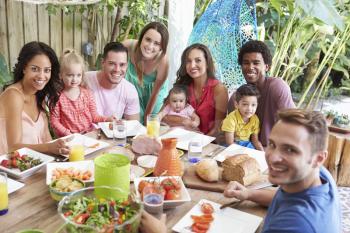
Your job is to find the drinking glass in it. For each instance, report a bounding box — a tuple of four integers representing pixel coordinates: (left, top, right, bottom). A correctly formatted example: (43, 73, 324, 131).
(0, 172, 8, 216)
(113, 119, 127, 146)
(142, 185, 164, 219)
(69, 145, 85, 162)
(188, 140, 202, 164)
(147, 114, 160, 138)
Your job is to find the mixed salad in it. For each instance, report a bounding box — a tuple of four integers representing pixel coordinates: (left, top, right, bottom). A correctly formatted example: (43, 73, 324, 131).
(0, 151, 42, 171)
(62, 196, 141, 233)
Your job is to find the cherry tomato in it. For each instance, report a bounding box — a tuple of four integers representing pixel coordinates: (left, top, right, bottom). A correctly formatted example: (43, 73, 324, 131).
(165, 189, 181, 200)
(153, 183, 166, 198)
(64, 210, 73, 217)
(11, 158, 17, 168)
(201, 203, 214, 214)
(161, 178, 181, 191)
(74, 213, 90, 224)
(138, 180, 153, 193)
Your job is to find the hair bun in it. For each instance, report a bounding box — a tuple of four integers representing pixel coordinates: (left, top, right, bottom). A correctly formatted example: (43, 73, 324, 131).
(62, 48, 74, 55)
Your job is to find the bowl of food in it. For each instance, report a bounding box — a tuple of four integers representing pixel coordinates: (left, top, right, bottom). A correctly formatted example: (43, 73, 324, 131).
(58, 186, 142, 233)
(134, 176, 191, 209)
(49, 176, 85, 201)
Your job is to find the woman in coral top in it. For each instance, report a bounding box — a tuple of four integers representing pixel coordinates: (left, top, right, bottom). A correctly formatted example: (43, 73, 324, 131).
(0, 41, 69, 155)
(163, 43, 228, 137)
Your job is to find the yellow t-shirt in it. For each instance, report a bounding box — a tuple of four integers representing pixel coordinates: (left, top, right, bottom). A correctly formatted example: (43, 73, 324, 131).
(221, 109, 260, 141)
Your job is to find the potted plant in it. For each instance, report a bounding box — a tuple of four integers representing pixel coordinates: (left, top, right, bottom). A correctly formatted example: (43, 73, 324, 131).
(333, 114, 350, 128)
(323, 110, 337, 125)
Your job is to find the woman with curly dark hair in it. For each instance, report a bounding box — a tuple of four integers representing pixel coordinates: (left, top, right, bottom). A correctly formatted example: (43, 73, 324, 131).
(163, 43, 228, 137)
(0, 41, 69, 155)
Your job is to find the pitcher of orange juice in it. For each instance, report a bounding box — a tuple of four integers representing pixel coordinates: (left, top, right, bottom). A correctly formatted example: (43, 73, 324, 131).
(69, 145, 85, 162)
(147, 114, 160, 138)
(0, 172, 8, 215)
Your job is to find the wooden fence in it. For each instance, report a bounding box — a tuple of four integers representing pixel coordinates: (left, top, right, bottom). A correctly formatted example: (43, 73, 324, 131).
(0, 0, 115, 71)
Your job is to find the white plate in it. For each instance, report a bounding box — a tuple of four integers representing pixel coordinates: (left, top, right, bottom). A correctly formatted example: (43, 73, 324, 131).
(130, 165, 145, 182)
(172, 199, 263, 233)
(7, 177, 25, 194)
(60, 133, 110, 157)
(98, 120, 147, 138)
(159, 128, 215, 150)
(137, 155, 158, 168)
(134, 176, 191, 209)
(0, 148, 55, 179)
(213, 144, 268, 172)
(46, 160, 94, 185)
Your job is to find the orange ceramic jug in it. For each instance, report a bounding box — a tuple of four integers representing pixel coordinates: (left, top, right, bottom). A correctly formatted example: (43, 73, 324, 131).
(153, 138, 183, 176)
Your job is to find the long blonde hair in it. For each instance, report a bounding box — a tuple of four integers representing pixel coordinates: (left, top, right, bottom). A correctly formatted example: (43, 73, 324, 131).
(59, 49, 87, 86)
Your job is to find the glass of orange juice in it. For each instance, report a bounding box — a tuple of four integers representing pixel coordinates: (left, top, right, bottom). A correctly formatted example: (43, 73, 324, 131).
(69, 145, 85, 162)
(147, 114, 160, 138)
(0, 172, 8, 216)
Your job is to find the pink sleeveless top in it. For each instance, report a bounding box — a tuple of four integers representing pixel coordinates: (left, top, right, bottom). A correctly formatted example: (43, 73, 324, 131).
(0, 87, 51, 154)
(188, 78, 219, 134)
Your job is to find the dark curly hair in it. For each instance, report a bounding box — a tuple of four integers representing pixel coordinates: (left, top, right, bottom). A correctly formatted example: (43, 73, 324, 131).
(238, 40, 272, 66)
(235, 84, 260, 102)
(9, 41, 62, 112)
(175, 43, 216, 86)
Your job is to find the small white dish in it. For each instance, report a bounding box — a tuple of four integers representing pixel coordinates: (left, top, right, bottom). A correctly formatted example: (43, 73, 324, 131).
(134, 176, 191, 209)
(137, 155, 158, 168)
(46, 160, 94, 185)
(159, 128, 215, 150)
(104, 146, 135, 161)
(172, 199, 263, 233)
(98, 120, 147, 138)
(0, 148, 54, 179)
(7, 177, 25, 194)
(130, 165, 145, 182)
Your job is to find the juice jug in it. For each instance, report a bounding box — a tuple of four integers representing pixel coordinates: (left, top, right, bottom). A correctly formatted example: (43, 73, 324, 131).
(153, 138, 183, 176)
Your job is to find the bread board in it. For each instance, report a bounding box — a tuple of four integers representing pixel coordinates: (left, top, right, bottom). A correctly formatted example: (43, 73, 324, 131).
(183, 165, 270, 193)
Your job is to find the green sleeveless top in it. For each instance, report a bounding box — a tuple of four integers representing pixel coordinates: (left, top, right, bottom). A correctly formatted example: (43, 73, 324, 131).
(125, 57, 168, 123)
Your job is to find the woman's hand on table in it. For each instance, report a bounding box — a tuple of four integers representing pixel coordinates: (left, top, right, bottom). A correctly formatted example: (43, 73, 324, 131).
(224, 181, 251, 201)
(140, 210, 167, 233)
(48, 138, 70, 155)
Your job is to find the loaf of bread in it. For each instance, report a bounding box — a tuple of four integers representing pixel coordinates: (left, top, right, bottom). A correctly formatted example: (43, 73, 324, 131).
(222, 154, 261, 186)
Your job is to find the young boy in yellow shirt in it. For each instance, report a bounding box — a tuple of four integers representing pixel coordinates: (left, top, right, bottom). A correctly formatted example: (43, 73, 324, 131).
(221, 84, 264, 151)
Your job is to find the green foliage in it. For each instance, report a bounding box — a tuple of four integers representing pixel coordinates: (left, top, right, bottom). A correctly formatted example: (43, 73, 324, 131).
(257, 0, 350, 109)
(45, 0, 162, 41)
(0, 53, 12, 89)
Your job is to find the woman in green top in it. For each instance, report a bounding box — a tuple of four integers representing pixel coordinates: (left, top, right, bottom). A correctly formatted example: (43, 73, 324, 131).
(123, 22, 169, 124)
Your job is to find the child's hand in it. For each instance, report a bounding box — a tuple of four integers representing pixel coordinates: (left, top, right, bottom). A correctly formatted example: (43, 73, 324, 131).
(106, 116, 114, 122)
(183, 118, 193, 128)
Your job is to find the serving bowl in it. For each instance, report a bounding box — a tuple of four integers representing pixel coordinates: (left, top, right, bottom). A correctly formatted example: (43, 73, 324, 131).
(134, 176, 191, 209)
(49, 177, 85, 201)
(58, 186, 142, 233)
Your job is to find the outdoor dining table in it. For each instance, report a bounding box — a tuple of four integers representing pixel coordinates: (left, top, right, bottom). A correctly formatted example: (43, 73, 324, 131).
(1, 129, 268, 233)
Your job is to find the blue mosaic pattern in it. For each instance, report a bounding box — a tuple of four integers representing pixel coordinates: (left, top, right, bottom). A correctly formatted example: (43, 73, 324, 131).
(189, 0, 257, 91)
